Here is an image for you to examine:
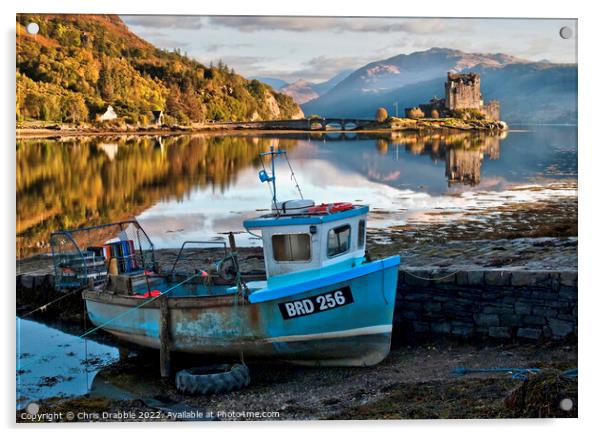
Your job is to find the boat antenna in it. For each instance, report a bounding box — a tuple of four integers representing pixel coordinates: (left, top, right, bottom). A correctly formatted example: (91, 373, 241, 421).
(258, 145, 303, 211)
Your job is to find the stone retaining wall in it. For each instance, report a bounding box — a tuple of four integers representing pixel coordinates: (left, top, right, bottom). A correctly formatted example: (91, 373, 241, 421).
(394, 269, 577, 341)
(18, 268, 578, 342)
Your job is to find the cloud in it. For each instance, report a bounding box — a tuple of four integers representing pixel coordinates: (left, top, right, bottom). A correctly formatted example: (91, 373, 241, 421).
(208, 16, 469, 34)
(522, 37, 554, 56)
(291, 56, 367, 82)
(227, 55, 368, 83)
(121, 15, 204, 29)
(153, 38, 191, 49)
(126, 27, 191, 49)
(204, 43, 252, 52)
(203, 55, 268, 72)
(122, 15, 471, 35)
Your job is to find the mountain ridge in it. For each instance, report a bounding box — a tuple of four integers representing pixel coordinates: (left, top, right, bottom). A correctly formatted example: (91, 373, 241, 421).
(302, 48, 576, 123)
(256, 69, 353, 105)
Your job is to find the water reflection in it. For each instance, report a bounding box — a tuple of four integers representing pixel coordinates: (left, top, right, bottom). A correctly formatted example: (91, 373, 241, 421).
(17, 127, 577, 256)
(374, 132, 503, 186)
(16, 135, 294, 257)
(16, 318, 119, 409)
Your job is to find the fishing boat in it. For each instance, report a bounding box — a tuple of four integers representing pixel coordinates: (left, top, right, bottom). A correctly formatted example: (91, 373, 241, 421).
(69, 146, 400, 366)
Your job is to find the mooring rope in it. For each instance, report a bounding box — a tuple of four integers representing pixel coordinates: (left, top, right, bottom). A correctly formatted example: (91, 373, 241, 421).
(79, 270, 205, 339)
(19, 286, 84, 319)
(452, 367, 578, 381)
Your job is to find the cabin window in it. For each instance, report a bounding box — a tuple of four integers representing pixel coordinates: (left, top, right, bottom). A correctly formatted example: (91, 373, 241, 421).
(358, 219, 366, 248)
(327, 224, 351, 257)
(272, 234, 311, 262)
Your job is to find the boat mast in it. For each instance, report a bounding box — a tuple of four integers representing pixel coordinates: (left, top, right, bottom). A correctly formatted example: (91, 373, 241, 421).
(259, 145, 285, 209)
(259, 145, 303, 211)
(271, 145, 277, 206)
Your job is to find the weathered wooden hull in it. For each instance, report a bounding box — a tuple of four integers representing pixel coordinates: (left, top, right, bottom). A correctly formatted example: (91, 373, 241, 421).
(83, 257, 399, 366)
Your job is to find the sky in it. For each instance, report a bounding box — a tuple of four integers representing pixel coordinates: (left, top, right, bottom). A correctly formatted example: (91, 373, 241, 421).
(120, 16, 577, 84)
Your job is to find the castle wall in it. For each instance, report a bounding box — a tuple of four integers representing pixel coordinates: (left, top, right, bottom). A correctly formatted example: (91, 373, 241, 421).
(482, 101, 500, 121)
(445, 73, 482, 111)
(406, 72, 502, 121)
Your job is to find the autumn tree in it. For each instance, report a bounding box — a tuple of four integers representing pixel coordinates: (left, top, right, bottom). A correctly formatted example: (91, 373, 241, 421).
(406, 107, 424, 119)
(375, 107, 388, 122)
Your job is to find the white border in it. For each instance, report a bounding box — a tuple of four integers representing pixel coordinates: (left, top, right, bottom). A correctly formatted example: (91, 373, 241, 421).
(3, 1, 601, 436)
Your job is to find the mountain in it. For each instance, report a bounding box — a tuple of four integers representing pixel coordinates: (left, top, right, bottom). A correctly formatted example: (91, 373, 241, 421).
(311, 69, 353, 95)
(16, 14, 303, 124)
(267, 70, 354, 105)
(302, 48, 576, 123)
(279, 79, 320, 104)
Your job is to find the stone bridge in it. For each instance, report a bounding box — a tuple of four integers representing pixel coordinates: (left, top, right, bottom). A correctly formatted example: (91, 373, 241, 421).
(214, 118, 374, 131)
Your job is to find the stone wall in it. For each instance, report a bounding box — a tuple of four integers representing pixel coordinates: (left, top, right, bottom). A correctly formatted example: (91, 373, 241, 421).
(482, 101, 501, 121)
(394, 269, 577, 342)
(19, 267, 578, 343)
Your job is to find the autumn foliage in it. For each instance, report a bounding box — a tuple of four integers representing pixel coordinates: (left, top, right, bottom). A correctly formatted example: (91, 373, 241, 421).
(16, 14, 301, 125)
(375, 107, 388, 122)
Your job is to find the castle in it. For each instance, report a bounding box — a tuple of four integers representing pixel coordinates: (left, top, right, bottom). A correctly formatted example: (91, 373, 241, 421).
(405, 72, 500, 121)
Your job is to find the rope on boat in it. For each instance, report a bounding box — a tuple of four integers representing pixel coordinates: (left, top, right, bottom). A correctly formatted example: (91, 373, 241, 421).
(452, 367, 578, 381)
(402, 269, 460, 282)
(284, 152, 303, 200)
(258, 146, 303, 212)
(79, 270, 206, 339)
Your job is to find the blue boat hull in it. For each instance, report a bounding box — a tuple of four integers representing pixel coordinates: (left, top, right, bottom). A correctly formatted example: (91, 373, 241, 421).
(83, 256, 400, 366)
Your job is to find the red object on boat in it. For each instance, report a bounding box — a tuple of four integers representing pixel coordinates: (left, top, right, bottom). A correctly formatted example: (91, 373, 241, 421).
(133, 290, 162, 299)
(307, 202, 353, 215)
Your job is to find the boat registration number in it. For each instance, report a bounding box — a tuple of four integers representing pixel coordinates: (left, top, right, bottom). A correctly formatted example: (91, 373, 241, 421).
(278, 286, 354, 319)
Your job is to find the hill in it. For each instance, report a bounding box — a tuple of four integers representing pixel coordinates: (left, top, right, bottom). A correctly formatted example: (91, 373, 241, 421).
(310, 69, 353, 96)
(259, 70, 353, 105)
(16, 14, 303, 125)
(302, 48, 576, 123)
(279, 79, 320, 104)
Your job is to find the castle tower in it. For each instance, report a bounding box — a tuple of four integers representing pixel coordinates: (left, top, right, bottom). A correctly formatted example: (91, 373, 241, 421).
(445, 73, 483, 111)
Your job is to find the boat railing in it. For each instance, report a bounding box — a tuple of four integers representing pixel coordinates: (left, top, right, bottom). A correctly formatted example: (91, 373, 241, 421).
(168, 240, 228, 277)
(50, 220, 156, 290)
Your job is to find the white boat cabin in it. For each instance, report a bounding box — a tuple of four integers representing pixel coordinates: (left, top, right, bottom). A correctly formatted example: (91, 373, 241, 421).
(243, 199, 368, 278)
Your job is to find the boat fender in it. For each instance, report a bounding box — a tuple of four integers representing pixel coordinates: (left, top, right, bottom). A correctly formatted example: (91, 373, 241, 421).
(175, 363, 250, 395)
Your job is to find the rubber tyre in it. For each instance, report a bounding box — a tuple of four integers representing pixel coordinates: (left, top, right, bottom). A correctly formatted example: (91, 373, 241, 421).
(175, 363, 250, 395)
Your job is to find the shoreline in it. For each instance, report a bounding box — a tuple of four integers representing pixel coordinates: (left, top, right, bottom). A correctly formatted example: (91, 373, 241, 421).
(16, 342, 577, 421)
(17, 118, 507, 140)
